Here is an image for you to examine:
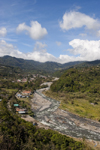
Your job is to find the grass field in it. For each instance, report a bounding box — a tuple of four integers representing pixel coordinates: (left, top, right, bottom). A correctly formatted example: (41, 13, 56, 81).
(43, 90, 100, 121)
(1, 88, 17, 94)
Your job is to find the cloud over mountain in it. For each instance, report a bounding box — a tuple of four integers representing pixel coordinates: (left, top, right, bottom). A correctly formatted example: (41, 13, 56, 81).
(1, 39, 100, 64)
(0, 40, 25, 58)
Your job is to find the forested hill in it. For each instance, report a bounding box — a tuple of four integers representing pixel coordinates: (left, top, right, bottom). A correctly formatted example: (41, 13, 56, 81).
(0, 55, 82, 73)
(53, 60, 100, 77)
(50, 67, 100, 93)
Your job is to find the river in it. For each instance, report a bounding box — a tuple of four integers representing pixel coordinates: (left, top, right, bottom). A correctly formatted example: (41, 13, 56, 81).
(31, 84, 100, 141)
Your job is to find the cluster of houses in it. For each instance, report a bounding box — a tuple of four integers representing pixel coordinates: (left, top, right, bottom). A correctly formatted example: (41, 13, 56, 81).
(16, 90, 32, 98)
(14, 103, 38, 126)
(14, 104, 27, 114)
(16, 74, 50, 84)
(14, 90, 33, 114)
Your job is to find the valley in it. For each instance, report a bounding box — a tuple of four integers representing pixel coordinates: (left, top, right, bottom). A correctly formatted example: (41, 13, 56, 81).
(31, 84, 100, 142)
(1, 58, 100, 149)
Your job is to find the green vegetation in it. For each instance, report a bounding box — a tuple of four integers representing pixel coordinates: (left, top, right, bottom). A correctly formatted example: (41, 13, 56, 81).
(0, 64, 21, 78)
(0, 99, 91, 150)
(47, 67, 100, 121)
(0, 57, 99, 149)
(51, 67, 100, 93)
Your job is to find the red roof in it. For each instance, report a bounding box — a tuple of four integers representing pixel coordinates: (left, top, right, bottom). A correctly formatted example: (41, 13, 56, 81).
(22, 90, 31, 94)
(16, 108, 26, 112)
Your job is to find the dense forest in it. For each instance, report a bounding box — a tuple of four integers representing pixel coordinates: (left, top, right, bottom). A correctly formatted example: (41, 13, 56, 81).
(0, 98, 90, 150)
(51, 67, 100, 94)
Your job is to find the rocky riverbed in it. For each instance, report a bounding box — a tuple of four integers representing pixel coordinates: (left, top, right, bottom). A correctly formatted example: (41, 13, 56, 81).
(30, 87, 100, 142)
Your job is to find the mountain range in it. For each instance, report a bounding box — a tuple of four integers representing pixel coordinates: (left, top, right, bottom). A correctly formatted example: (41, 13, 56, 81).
(0, 55, 100, 74)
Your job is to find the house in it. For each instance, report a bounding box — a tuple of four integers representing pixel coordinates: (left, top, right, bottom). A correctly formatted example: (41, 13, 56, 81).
(14, 104, 19, 107)
(16, 93, 22, 98)
(17, 79, 21, 82)
(16, 108, 27, 114)
(18, 111, 26, 114)
(22, 90, 32, 96)
(16, 108, 26, 111)
(22, 95, 26, 98)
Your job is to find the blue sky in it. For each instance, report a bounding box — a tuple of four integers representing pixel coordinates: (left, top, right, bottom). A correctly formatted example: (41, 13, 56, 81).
(0, 0, 100, 63)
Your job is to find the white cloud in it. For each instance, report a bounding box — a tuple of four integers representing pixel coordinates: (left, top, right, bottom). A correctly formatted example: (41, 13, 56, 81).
(27, 42, 56, 62)
(1, 39, 100, 64)
(0, 40, 26, 58)
(16, 21, 47, 40)
(60, 11, 100, 36)
(56, 41, 62, 46)
(0, 27, 7, 37)
(58, 55, 80, 63)
(27, 51, 56, 62)
(69, 39, 100, 60)
(0, 40, 56, 62)
(58, 39, 100, 63)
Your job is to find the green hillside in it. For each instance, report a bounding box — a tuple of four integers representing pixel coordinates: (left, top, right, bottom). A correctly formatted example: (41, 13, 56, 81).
(0, 64, 22, 78)
(44, 67, 100, 120)
(51, 67, 100, 93)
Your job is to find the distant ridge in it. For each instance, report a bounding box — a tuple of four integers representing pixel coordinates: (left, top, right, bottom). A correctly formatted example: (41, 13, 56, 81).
(0, 55, 82, 73)
(0, 55, 100, 73)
